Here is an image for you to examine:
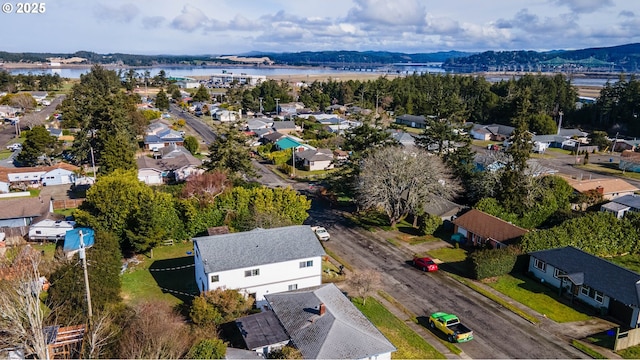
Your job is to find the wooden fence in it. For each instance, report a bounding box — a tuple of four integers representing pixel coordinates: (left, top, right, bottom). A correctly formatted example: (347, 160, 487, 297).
(52, 199, 85, 210)
(614, 327, 640, 351)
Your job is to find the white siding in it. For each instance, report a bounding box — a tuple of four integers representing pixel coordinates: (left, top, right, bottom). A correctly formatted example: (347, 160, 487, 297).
(195, 253, 323, 306)
(138, 169, 163, 185)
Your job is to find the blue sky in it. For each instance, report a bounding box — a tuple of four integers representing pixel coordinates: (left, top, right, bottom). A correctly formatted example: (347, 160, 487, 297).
(3, 0, 640, 55)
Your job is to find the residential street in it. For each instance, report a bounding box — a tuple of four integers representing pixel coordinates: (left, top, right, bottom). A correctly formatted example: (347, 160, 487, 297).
(168, 104, 217, 144)
(303, 195, 587, 359)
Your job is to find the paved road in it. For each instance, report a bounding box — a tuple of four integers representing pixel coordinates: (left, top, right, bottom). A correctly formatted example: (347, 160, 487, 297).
(251, 159, 292, 188)
(168, 104, 217, 144)
(306, 199, 586, 359)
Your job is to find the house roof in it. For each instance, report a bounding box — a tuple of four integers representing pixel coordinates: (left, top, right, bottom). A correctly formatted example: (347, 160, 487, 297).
(472, 123, 515, 137)
(389, 130, 416, 146)
(262, 131, 284, 143)
(296, 149, 334, 162)
(235, 311, 290, 350)
(529, 246, 640, 307)
(272, 121, 297, 130)
(265, 283, 396, 359)
(159, 144, 191, 158)
(601, 202, 630, 212)
(396, 114, 427, 124)
(562, 176, 640, 195)
(609, 194, 640, 210)
(136, 153, 201, 171)
(194, 225, 326, 274)
(424, 194, 466, 218)
(0, 163, 79, 182)
(275, 137, 302, 150)
(558, 128, 587, 137)
(452, 209, 528, 243)
(0, 196, 51, 220)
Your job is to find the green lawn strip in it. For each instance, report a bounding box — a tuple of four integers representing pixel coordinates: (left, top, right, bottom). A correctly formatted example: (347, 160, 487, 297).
(609, 254, 640, 273)
(323, 247, 353, 271)
(321, 259, 345, 283)
(486, 274, 591, 323)
(120, 242, 197, 305)
(377, 290, 417, 323)
(0, 150, 13, 160)
(426, 247, 468, 262)
(618, 345, 640, 359)
(572, 340, 608, 359)
(31, 243, 57, 260)
(449, 274, 540, 324)
(353, 297, 445, 359)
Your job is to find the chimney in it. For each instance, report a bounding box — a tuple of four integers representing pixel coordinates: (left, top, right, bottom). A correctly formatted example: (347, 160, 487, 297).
(319, 303, 326, 316)
(596, 186, 604, 195)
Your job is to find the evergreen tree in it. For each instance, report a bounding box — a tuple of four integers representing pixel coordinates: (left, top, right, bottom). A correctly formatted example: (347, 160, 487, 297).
(193, 84, 210, 102)
(98, 130, 137, 175)
(16, 125, 57, 166)
(47, 231, 122, 324)
(205, 126, 256, 180)
(183, 135, 199, 155)
(155, 88, 170, 111)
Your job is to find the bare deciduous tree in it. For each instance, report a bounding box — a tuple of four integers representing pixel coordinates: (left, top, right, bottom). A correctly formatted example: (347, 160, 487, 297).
(118, 300, 192, 359)
(180, 172, 230, 205)
(347, 270, 382, 305)
(0, 247, 48, 359)
(356, 147, 461, 227)
(84, 310, 120, 359)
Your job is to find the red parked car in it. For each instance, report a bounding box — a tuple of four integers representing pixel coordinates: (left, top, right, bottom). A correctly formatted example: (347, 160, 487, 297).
(413, 257, 438, 272)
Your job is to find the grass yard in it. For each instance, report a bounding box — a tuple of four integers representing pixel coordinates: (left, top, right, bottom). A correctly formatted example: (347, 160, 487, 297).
(618, 345, 640, 359)
(426, 246, 468, 263)
(609, 254, 640, 273)
(546, 147, 572, 155)
(576, 163, 640, 180)
(120, 241, 198, 306)
(353, 297, 445, 359)
(486, 273, 592, 323)
(0, 149, 13, 160)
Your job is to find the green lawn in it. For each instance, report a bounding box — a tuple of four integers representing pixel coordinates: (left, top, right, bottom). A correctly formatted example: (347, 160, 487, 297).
(618, 345, 640, 359)
(576, 163, 640, 180)
(0, 150, 13, 160)
(609, 254, 640, 273)
(353, 297, 445, 359)
(546, 147, 571, 155)
(121, 241, 198, 306)
(486, 274, 592, 323)
(426, 247, 468, 263)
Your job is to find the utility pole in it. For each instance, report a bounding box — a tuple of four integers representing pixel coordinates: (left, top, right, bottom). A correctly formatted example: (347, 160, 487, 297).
(557, 111, 563, 135)
(90, 146, 97, 179)
(291, 148, 295, 178)
(259, 97, 263, 114)
(611, 132, 619, 154)
(79, 230, 93, 323)
(274, 98, 280, 116)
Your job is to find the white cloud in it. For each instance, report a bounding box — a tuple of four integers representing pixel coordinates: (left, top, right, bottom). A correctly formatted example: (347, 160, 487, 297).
(346, 0, 427, 26)
(93, 3, 140, 23)
(170, 5, 210, 32)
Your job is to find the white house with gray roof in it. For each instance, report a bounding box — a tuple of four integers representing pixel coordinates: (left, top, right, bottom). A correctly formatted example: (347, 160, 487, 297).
(193, 225, 325, 307)
(258, 283, 396, 359)
(600, 194, 640, 219)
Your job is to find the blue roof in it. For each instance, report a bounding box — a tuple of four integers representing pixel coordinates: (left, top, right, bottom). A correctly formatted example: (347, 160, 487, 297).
(276, 137, 301, 150)
(63, 228, 95, 252)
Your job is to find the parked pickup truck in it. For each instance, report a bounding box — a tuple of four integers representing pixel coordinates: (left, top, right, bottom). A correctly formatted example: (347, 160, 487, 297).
(429, 312, 474, 343)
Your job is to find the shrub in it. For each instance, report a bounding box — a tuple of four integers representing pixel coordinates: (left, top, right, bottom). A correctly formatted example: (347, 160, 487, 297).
(468, 246, 522, 280)
(418, 213, 443, 235)
(187, 338, 226, 359)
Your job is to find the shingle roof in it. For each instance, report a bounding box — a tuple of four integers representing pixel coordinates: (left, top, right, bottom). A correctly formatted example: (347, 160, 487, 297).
(0, 163, 79, 182)
(194, 225, 326, 274)
(452, 209, 528, 243)
(610, 194, 640, 210)
(265, 283, 396, 359)
(136, 153, 201, 171)
(263, 131, 284, 143)
(530, 246, 640, 307)
(0, 196, 51, 220)
(272, 121, 296, 130)
(562, 176, 639, 195)
(396, 114, 426, 124)
(235, 311, 290, 350)
(601, 202, 630, 212)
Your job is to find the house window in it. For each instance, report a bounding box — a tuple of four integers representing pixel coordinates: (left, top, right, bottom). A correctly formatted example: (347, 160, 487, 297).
(299, 260, 313, 268)
(245, 269, 260, 277)
(288, 284, 298, 291)
(553, 268, 565, 279)
(210, 275, 219, 283)
(581, 285, 590, 297)
(534, 258, 546, 272)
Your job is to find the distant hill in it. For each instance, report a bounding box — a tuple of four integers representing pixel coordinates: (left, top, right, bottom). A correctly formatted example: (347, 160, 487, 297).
(0, 50, 472, 68)
(244, 50, 472, 66)
(442, 43, 640, 72)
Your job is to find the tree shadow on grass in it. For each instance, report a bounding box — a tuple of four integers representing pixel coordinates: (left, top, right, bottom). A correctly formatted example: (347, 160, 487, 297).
(149, 256, 199, 305)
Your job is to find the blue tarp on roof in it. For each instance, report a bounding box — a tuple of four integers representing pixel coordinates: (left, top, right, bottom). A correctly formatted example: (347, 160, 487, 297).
(63, 228, 95, 253)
